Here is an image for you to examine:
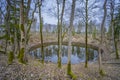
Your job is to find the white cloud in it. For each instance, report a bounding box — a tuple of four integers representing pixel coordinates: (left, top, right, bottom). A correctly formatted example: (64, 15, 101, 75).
(42, 13, 57, 25)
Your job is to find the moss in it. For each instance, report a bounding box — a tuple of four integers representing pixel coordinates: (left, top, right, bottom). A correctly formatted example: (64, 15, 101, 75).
(21, 24, 24, 33)
(10, 37, 14, 44)
(33, 61, 41, 66)
(0, 50, 5, 54)
(67, 61, 71, 75)
(79, 73, 84, 78)
(92, 27, 96, 39)
(87, 78, 92, 80)
(99, 69, 105, 76)
(70, 72, 77, 80)
(67, 61, 77, 80)
(57, 58, 61, 68)
(39, 78, 42, 80)
(17, 52, 20, 58)
(85, 47, 88, 68)
(37, 60, 44, 67)
(41, 59, 44, 64)
(18, 48, 25, 63)
(94, 78, 97, 80)
(85, 62, 88, 68)
(42, 54, 44, 64)
(115, 41, 119, 59)
(72, 31, 75, 36)
(8, 51, 14, 64)
(22, 38, 25, 43)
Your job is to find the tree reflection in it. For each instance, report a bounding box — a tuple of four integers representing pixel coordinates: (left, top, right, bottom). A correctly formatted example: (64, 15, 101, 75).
(29, 45, 98, 64)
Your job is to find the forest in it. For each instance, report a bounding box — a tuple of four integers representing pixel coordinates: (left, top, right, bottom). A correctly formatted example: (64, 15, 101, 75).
(0, 0, 120, 80)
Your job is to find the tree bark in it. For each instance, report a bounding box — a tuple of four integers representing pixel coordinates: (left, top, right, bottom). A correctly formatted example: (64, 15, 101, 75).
(99, 0, 107, 75)
(110, 0, 115, 52)
(38, 0, 44, 64)
(101, 0, 107, 43)
(85, 0, 88, 68)
(57, 0, 66, 68)
(67, 0, 76, 75)
(111, 0, 119, 59)
(6, 0, 15, 64)
(19, 0, 25, 63)
(56, 0, 62, 67)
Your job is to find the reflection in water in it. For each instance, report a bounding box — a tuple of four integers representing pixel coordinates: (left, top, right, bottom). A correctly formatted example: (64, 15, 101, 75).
(29, 45, 98, 64)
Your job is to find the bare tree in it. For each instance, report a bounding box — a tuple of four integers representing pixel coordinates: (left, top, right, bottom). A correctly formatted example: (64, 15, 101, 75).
(38, 0, 44, 64)
(67, 0, 77, 79)
(56, 0, 60, 67)
(109, 0, 119, 59)
(18, 0, 38, 63)
(99, 0, 107, 76)
(6, 0, 15, 64)
(85, 0, 88, 68)
(18, 0, 26, 63)
(57, 0, 66, 68)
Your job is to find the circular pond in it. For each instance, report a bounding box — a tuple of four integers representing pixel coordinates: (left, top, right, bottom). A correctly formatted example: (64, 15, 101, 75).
(29, 45, 98, 64)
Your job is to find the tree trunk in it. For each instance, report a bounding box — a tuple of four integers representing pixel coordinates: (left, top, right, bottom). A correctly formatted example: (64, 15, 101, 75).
(110, 0, 115, 52)
(101, 0, 107, 43)
(6, 0, 15, 64)
(85, 0, 88, 68)
(38, 0, 44, 64)
(114, 22, 119, 59)
(67, 0, 76, 75)
(99, 0, 107, 76)
(114, 39, 119, 59)
(98, 47, 103, 75)
(56, 0, 60, 67)
(57, 0, 66, 68)
(13, 0, 18, 55)
(111, 0, 119, 59)
(26, 1, 37, 47)
(19, 0, 25, 63)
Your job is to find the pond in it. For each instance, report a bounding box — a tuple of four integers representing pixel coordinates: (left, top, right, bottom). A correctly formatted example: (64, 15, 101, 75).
(29, 45, 98, 64)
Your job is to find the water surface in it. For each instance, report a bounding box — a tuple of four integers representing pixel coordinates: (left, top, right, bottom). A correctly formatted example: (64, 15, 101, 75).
(29, 45, 98, 64)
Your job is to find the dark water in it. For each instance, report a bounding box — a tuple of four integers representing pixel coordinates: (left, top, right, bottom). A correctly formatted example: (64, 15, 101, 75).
(29, 45, 98, 64)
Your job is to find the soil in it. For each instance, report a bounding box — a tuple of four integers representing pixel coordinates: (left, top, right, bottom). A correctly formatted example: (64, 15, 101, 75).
(0, 33, 120, 80)
(0, 53, 120, 80)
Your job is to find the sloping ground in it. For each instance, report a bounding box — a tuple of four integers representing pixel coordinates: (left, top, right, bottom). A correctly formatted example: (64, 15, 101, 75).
(0, 33, 120, 80)
(29, 33, 120, 61)
(0, 53, 120, 80)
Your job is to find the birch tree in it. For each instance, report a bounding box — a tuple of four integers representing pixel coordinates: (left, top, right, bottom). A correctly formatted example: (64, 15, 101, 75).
(56, 0, 60, 67)
(38, 0, 44, 64)
(99, 0, 107, 76)
(67, 0, 77, 79)
(57, 0, 66, 68)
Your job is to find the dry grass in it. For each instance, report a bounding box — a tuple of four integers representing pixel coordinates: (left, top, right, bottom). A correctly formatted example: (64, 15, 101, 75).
(0, 53, 120, 80)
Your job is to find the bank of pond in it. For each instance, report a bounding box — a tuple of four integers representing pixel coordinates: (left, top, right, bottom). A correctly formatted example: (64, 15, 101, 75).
(29, 42, 98, 64)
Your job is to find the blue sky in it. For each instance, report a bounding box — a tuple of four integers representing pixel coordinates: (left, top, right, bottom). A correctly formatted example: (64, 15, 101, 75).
(34, 0, 58, 24)
(34, 0, 119, 26)
(34, 0, 104, 25)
